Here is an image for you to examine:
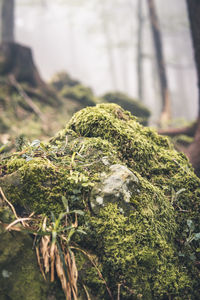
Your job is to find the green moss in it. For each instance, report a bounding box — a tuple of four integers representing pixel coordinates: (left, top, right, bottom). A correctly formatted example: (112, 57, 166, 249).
(0, 117, 9, 133)
(60, 84, 98, 107)
(49, 71, 80, 91)
(101, 92, 151, 125)
(172, 134, 194, 147)
(0, 103, 200, 299)
(87, 204, 192, 299)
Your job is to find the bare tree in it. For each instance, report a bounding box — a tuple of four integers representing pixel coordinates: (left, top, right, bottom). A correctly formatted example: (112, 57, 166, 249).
(137, 0, 144, 101)
(158, 0, 200, 176)
(185, 0, 200, 176)
(147, 0, 171, 124)
(100, 1, 118, 90)
(0, 0, 15, 43)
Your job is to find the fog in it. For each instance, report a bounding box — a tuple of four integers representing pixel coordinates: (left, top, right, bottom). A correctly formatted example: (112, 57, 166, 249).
(15, 0, 198, 122)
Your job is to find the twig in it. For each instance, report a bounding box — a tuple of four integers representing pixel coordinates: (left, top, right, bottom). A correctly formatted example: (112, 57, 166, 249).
(82, 284, 92, 300)
(0, 187, 18, 219)
(6, 217, 32, 231)
(0, 187, 34, 228)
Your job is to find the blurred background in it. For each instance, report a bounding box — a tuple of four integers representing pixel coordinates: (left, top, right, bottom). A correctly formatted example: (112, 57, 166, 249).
(15, 0, 197, 122)
(0, 0, 199, 159)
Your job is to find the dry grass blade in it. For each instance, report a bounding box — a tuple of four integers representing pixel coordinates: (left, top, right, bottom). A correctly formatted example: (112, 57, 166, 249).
(70, 251, 78, 299)
(6, 217, 32, 231)
(55, 248, 69, 300)
(41, 235, 50, 274)
(73, 213, 78, 228)
(65, 250, 78, 300)
(0, 187, 33, 229)
(0, 221, 22, 231)
(50, 243, 56, 282)
(82, 284, 92, 300)
(66, 282, 72, 300)
(0, 187, 18, 219)
(36, 246, 46, 280)
(117, 284, 121, 300)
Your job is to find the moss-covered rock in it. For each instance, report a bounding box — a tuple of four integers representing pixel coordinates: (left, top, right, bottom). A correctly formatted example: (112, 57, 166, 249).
(101, 92, 151, 125)
(0, 103, 200, 299)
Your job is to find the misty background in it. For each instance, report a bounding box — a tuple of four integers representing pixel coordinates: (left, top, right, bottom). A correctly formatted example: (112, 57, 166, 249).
(15, 0, 198, 123)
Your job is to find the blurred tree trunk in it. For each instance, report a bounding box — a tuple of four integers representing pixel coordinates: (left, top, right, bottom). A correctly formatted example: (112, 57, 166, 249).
(0, 0, 15, 43)
(147, 0, 171, 124)
(100, 2, 117, 90)
(185, 0, 200, 176)
(137, 0, 144, 102)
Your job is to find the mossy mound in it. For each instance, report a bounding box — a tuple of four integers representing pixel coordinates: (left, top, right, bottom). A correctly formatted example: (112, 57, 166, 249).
(49, 71, 81, 91)
(0, 103, 200, 299)
(0, 70, 100, 154)
(101, 92, 151, 125)
(50, 71, 98, 110)
(60, 84, 98, 108)
(0, 75, 71, 153)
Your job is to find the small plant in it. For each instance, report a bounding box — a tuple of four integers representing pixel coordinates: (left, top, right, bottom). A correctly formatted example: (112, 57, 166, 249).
(179, 219, 200, 262)
(31, 196, 86, 300)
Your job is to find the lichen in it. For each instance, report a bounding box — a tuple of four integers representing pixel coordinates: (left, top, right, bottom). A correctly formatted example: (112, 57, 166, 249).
(0, 103, 200, 299)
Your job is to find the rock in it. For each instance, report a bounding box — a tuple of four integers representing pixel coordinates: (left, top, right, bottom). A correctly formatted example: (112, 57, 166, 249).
(91, 164, 139, 213)
(0, 103, 200, 299)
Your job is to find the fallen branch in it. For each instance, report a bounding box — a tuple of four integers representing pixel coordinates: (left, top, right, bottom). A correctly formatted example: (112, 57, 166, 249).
(8, 75, 46, 123)
(158, 122, 197, 137)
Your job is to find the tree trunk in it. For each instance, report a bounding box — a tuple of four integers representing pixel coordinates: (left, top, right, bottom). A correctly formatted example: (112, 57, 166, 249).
(0, 42, 44, 87)
(185, 0, 200, 176)
(0, 0, 15, 43)
(147, 0, 171, 124)
(137, 0, 144, 101)
(187, 118, 200, 176)
(100, 2, 118, 90)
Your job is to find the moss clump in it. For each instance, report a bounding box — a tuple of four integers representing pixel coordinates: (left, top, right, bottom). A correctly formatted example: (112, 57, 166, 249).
(172, 134, 194, 148)
(49, 71, 80, 91)
(0, 117, 9, 133)
(60, 84, 98, 107)
(101, 92, 151, 125)
(0, 103, 200, 299)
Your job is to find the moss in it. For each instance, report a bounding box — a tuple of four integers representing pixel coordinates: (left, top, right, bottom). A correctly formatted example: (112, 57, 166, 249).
(49, 71, 80, 91)
(60, 84, 98, 107)
(172, 134, 194, 148)
(101, 92, 151, 125)
(86, 204, 192, 299)
(0, 103, 200, 299)
(0, 117, 9, 133)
